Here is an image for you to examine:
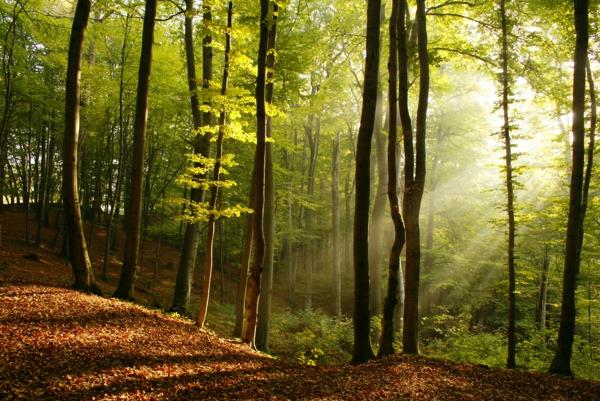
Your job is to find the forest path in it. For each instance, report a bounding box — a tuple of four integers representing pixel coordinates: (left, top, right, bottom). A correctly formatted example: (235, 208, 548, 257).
(1, 282, 599, 400)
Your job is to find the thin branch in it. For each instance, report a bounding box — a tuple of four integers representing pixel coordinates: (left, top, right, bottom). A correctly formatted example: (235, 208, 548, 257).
(427, 1, 476, 12)
(427, 12, 498, 30)
(156, 9, 185, 22)
(431, 46, 498, 66)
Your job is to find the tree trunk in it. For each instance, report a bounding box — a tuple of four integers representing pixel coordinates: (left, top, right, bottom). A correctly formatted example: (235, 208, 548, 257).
(196, 1, 233, 329)
(332, 131, 342, 319)
(549, 0, 588, 376)
(256, 2, 278, 352)
(536, 247, 549, 330)
(499, 0, 517, 369)
(171, 0, 212, 314)
(304, 113, 319, 310)
(102, 14, 130, 281)
(379, 0, 406, 357)
(369, 95, 386, 317)
(241, 0, 269, 347)
(401, 0, 428, 355)
(352, 0, 381, 364)
(114, 0, 157, 300)
(62, 0, 100, 295)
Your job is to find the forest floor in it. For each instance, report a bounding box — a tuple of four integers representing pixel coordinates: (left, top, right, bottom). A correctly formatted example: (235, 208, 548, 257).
(2, 210, 600, 400)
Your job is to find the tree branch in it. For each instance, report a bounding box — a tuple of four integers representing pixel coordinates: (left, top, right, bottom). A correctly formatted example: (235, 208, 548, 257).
(427, 12, 498, 30)
(431, 46, 498, 66)
(427, 1, 476, 12)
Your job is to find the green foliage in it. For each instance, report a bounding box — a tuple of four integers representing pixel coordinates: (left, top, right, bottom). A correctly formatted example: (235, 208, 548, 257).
(270, 308, 353, 365)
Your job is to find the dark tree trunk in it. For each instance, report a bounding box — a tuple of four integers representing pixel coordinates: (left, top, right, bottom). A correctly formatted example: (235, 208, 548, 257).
(171, 0, 213, 314)
(379, 0, 406, 357)
(499, 0, 517, 369)
(401, 0, 428, 355)
(114, 0, 157, 300)
(196, 1, 233, 329)
(256, 2, 278, 352)
(62, 0, 100, 295)
(549, 0, 589, 376)
(352, 0, 381, 364)
(241, 0, 270, 348)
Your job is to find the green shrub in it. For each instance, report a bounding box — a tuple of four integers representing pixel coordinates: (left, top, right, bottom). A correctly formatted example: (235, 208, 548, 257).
(270, 308, 353, 365)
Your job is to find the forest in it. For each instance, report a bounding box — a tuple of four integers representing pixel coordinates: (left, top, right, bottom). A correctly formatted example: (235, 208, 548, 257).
(0, 0, 599, 397)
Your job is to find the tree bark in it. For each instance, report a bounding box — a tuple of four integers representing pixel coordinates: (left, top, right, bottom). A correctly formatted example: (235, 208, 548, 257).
(536, 246, 549, 330)
(241, 0, 270, 347)
(196, 1, 233, 329)
(332, 131, 342, 319)
(549, 0, 588, 376)
(379, 0, 406, 357)
(256, 2, 278, 352)
(114, 0, 157, 300)
(499, 0, 517, 369)
(352, 0, 381, 364)
(62, 0, 100, 295)
(369, 94, 386, 317)
(401, 0, 428, 355)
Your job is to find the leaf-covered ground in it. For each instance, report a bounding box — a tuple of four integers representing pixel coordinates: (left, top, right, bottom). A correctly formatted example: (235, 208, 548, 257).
(1, 284, 599, 400)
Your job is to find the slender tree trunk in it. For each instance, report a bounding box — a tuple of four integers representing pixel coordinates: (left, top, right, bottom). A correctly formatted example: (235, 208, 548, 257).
(352, 0, 381, 364)
(369, 96, 386, 317)
(171, 0, 213, 314)
(62, 0, 100, 295)
(234, 215, 252, 337)
(114, 0, 157, 300)
(379, 0, 406, 357)
(577, 58, 596, 270)
(499, 0, 517, 369)
(241, 0, 270, 347)
(102, 14, 130, 281)
(401, 0, 428, 355)
(549, 0, 589, 376)
(332, 131, 342, 319)
(304, 113, 319, 310)
(536, 246, 549, 330)
(196, 1, 233, 329)
(256, 2, 278, 352)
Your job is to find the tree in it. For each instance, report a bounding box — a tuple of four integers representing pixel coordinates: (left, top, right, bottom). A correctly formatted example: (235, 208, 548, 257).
(550, 0, 589, 376)
(499, 0, 517, 369)
(114, 0, 157, 300)
(196, 0, 233, 329)
(401, 0, 429, 355)
(171, 0, 213, 314)
(256, 0, 279, 352)
(62, 0, 101, 295)
(378, 0, 406, 357)
(352, 0, 381, 364)
(241, 0, 270, 347)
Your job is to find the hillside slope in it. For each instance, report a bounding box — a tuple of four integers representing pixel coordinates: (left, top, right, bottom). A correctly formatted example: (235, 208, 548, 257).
(1, 282, 599, 400)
